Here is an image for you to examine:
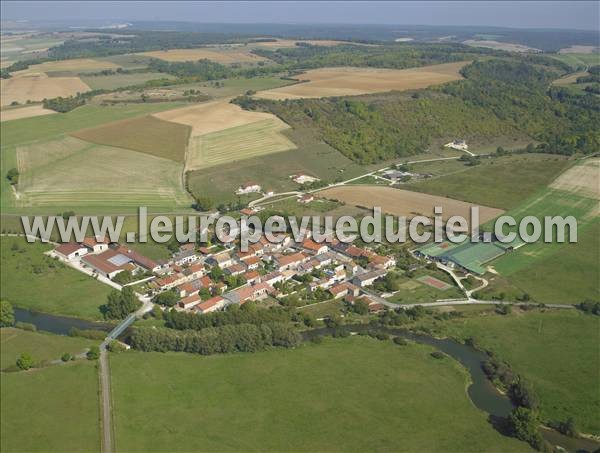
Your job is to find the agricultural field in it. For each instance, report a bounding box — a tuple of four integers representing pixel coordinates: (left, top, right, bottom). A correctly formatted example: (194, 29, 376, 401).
(0, 361, 100, 453)
(0, 72, 90, 106)
(255, 61, 467, 100)
(187, 128, 364, 204)
(138, 47, 268, 64)
(80, 71, 175, 90)
(405, 154, 572, 210)
(188, 118, 296, 170)
(0, 327, 96, 370)
(549, 157, 599, 200)
(110, 338, 527, 452)
(249, 39, 359, 49)
(15, 57, 120, 75)
(317, 185, 504, 223)
(0, 237, 112, 320)
(551, 52, 600, 70)
(0, 104, 56, 122)
(437, 309, 600, 435)
(70, 115, 190, 162)
(14, 136, 191, 210)
(463, 40, 541, 53)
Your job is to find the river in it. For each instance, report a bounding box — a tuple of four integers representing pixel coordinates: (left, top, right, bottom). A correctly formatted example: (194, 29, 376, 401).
(12, 310, 599, 452)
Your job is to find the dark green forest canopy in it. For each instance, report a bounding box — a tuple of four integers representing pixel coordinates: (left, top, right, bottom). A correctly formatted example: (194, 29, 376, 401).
(236, 58, 599, 164)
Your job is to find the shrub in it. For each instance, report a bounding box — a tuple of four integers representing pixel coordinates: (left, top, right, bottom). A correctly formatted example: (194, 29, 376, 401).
(15, 321, 37, 332)
(393, 337, 408, 345)
(61, 353, 72, 362)
(430, 351, 445, 359)
(86, 346, 100, 360)
(16, 353, 34, 370)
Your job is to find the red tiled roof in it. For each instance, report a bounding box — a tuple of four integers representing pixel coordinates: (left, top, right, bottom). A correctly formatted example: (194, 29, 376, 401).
(244, 270, 260, 281)
(276, 252, 307, 267)
(81, 249, 122, 274)
(115, 245, 158, 270)
(82, 236, 110, 248)
(302, 238, 325, 252)
(55, 242, 84, 256)
(180, 294, 201, 306)
(195, 296, 224, 312)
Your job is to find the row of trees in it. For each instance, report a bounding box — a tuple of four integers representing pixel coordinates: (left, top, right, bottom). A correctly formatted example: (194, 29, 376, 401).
(130, 322, 301, 355)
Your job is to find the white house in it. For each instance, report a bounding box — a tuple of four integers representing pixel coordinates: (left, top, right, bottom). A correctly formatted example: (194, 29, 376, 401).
(55, 242, 88, 260)
(236, 183, 262, 195)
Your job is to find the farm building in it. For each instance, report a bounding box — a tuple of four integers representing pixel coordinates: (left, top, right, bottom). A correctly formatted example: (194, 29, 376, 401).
(444, 139, 468, 151)
(55, 242, 89, 261)
(298, 194, 315, 204)
(352, 269, 387, 287)
(236, 182, 262, 195)
(291, 173, 320, 184)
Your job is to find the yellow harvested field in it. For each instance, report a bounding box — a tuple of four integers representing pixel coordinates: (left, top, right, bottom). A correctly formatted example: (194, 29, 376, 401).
(317, 186, 504, 223)
(187, 118, 296, 171)
(1, 105, 56, 122)
(0, 72, 90, 106)
(559, 46, 599, 54)
(138, 48, 267, 64)
(550, 158, 599, 200)
(14, 58, 120, 75)
(153, 100, 279, 135)
(255, 62, 467, 100)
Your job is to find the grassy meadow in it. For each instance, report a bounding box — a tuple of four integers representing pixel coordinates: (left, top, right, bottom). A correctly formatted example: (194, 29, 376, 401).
(0, 361, 101, 453)
(110, 337, 528, 452)
(436, 309, 600, 435)
(81, 72, 176, 90)
(0, 327, 96, 370)
(0, 237, 112, 320)
(405, 154, 571, 210)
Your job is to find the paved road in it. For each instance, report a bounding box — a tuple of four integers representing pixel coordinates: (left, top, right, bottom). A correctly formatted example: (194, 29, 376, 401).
(99, 296, 153, 453)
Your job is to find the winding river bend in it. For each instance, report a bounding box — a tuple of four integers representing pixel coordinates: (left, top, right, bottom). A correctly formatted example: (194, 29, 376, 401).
(13, 309, 599, 452)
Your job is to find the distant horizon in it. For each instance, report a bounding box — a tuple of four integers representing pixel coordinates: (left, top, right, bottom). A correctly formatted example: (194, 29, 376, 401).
(2, 1, 599, 32)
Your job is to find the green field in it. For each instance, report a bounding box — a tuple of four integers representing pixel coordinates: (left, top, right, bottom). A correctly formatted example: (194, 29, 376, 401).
(177, 76, 295, 98)
(0, 237, 112, 320)
(110, 338, 528, 452)
(71, 114, 190, 162)
(14, 135, 191, 210)
(437, 309, 600, 435)
(187, 128, 365, 204)
(81, 72, 176, 90)
(1, 361, 100, 452)
(386, 268, 465, 303)
(1, 103, 186, 213)
(0, 327, 97, 370)
(550, 53, 600, 70)
(189, 118, 297, 170)
(405, 154, 571, 210)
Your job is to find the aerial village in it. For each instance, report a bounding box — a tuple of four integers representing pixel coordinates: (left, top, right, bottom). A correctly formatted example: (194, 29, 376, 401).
(51, 213, 400, 317)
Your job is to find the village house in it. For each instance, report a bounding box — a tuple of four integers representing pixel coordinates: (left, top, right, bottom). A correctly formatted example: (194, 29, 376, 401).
(236, 182, 262, 195)
(240, 208, 257, 216)
(274, 251, 309, 272)
(261, 271, 285, 286)
(224, 263, 246, 276)
(184, 262, 205, 280)
(206, 252, 234, 269)
(177, 280, 201, 298)
(194, 296, 226, 314)
(291, 173, 319, 185)
(301, 238, 329, 255)
(55, 242, 89, 261)
(82, 236, 110, 254)
(243, 270, 261, 284)
(329, 282, 360, 299)
(244, 256, 261, 270)
(223, 282, 275, 305)
(297, 193, 314, 204)
(369, 255, 397, 270)
(172, 249, 199, 266)
(179, 293, 201, 310)
(352, 269, 387, 287)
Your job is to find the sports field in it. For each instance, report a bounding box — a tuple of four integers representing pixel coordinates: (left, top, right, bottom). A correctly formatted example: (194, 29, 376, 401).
(0, 72, 90, 106)
(1, 104, 56, 122)
(70, 115, 191, 162)
(318, 185, 504, 223)
(110, 338, 527, 452)
(255, 61, 467, 100)
(0, 237, 112, 320)
(1, 361, 101, 452)
(439, 309, 600, 434)
(188, 118, 296, 170)
(15, 136, 190, 209)
(417, 240, 510, 275)
(139, 47, 268, 64)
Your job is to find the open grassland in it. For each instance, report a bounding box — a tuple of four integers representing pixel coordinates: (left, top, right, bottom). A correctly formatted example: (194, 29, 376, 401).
(549, 158, 599, 200)
(0, 72, 90, 106)
(1, 104, 56, 122)
(255, 61, 467, 100)
(188, 118, 296, 170)
(405, 154, 572, 210)
(1, 362, 100, 453)
(463, 40, 540, 53)
(551, 52, 600, 69)
(318, 185, 504, 223)
(111, 338, 527, 452)
(179, 76, 295, 98)
(153, 99, 278, 135)
(1, 328, 96, 370)
(0, 237, 112, 320)
(15, 136, 190, 210)
(138, 47, 268, 64)
(81, 71, 175, 90)
(438, 310, 600, 434)
(70, 115, 190, 162)
(187, 128, 364, 204)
